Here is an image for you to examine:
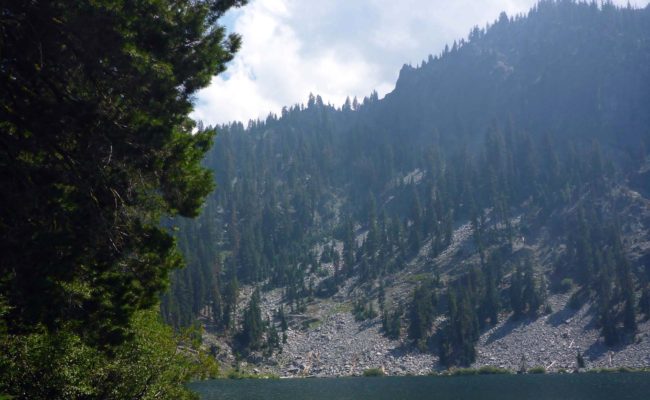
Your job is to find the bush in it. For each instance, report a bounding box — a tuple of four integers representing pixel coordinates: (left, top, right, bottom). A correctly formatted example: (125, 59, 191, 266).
(363, 368, 385, 377)
(226, 369, 279, 379)
(448, 368, 478, 376)
(478, 366, 512, 375)
(0, 310, 215, 399)
(528, 366, 546, 374)
(588, 366, 640, 374)
(588, 368, 618, 374)
(447, 366, 512, 376)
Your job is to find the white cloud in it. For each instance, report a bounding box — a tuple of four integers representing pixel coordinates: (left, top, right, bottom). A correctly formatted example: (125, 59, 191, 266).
(192, 0, 649, 126)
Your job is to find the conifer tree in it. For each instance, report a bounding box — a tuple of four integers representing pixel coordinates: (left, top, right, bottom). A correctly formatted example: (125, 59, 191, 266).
(239, 288, 263, 351)
(343, 220, 357, 276)
(408, 187, 423, 255)
(640, 287, 650, 321)
(222, 275, 240, 330)
(576, 350, 586, 369)
(408, 282, 437, 344)
(0, 0, 246, 348)
(510, 266, 524, 319)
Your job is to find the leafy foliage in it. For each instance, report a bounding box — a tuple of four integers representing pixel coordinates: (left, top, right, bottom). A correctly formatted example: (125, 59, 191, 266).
(362, 368, 385, 377)
(0, 310, 218, 400)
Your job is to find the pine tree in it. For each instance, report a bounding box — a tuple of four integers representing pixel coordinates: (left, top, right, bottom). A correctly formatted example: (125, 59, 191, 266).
(509, 257, 543, 319)
(365, 197, 380, 259)
(265, 318, 280, 356)
(478, 253, 502, 327)
(382, 305, 402, 340)
(640, 287, 650, 320)
(408, 187, 423, 255)
(222, 275, 240, 330)
(439, 286, 479, 367)
(278, 305, 288, 332)
(408, 282, 437, 343)
(510, 266, 524, 319)
(479, 276, 500, 328)
(574, 209, 594, 285)
(576, 350, 586, 369)
(522, 260, 542, 317)
(598, 270, 618, 346)
(238, 288, 263, 351)
(343, 221, 356, 276)
(0, 0, 246, 348)
(623, 296, 637, 333)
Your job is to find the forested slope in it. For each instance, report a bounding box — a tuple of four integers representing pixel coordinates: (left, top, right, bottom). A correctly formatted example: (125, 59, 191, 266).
(163, 0, 650, 370)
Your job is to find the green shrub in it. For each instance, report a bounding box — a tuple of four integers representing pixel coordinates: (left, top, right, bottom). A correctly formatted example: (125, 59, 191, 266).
(588, 368, 617, 374)
(225, 369, 279, 379)
(528, 366, 546, 374)
(478, 366, 512, 375)
(449, 368, 478, 376)
(586, 367, 643, 374)
(0, 310, 215, 400)
(448, 367, 513, 376)
(363, 368, 385, 377)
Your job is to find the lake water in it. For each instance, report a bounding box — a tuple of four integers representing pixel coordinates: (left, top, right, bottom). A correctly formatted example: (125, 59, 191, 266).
(190, 373, 650, 400)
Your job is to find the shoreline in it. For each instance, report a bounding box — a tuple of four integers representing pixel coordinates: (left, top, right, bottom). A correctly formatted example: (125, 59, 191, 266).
(218, 365, 650, 380)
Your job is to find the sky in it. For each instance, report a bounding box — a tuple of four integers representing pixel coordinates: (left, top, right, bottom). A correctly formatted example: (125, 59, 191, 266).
(191, 0, 649, 126)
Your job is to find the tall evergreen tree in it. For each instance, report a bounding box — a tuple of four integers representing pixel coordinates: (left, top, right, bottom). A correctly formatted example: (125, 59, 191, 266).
(238, 288, 263, 351)
(0, 0, 246, 348)
(639, 287, 650, 321)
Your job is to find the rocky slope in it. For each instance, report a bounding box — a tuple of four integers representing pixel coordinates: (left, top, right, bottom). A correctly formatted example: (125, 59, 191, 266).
(202, 186, 650, 377)
(204, 288, 650, 377)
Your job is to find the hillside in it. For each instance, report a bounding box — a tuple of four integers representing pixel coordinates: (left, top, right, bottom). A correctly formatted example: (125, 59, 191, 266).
(163, 1, 650, 375)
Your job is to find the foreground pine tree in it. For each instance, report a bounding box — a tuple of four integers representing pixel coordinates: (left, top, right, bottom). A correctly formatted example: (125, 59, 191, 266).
(1, 0, 246, 398)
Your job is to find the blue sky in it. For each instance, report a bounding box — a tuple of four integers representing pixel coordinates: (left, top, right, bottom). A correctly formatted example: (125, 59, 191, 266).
(191, 0, 649, 126)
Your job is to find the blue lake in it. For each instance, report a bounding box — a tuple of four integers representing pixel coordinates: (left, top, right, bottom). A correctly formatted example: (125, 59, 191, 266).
(190, 373, 650, 400)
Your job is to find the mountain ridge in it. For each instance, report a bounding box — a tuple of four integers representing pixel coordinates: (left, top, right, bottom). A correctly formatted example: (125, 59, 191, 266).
(163, 0, 650, 375)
